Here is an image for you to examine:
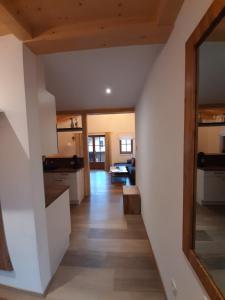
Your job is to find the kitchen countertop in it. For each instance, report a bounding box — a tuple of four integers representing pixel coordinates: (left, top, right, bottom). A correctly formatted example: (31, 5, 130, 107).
(45, 184, 69, 208)
(198, 166, 225, 171)
(44, 166, 83, 173)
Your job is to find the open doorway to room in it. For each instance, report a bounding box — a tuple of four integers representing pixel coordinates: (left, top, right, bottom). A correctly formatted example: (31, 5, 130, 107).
(41, 43, 162, 199)
(87, 112, 136, 189)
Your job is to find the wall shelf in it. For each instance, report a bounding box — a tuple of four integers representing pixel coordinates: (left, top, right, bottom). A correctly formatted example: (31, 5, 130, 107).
(57, 128, 83, 132)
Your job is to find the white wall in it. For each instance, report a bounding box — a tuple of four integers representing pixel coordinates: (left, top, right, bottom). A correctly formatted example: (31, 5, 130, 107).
(136, 1, 213, 299)
(88, 113, 135, 164)
(57, 132, 83, 157)
(23, 46, 52, 292)
(0, 35, 51, 293)
(38, 58, 58, 156)
(39, 90, 58, 156)
(42, 45, 162, 111)
(198, 126, 225, 153)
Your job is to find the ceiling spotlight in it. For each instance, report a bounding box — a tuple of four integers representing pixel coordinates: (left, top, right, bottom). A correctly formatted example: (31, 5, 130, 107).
(105, 88, 112, 95)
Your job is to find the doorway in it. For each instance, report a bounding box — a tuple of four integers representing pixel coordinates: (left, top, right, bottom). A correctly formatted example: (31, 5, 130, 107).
(88, 135, 105, 169)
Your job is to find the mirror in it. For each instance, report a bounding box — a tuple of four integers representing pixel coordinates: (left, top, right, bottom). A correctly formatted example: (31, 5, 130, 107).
(195, 14, 225, 296)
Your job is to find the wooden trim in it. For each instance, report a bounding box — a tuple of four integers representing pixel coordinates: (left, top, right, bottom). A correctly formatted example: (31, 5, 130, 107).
(88, 134, 106, 170)
(88, 134, 105, 137)
(82, 114, 90, 197)
(0, 203, 13, 271)
(188, 250, 224, 300)
(183, 1, 225, 299)
(57, 107, 135, 116)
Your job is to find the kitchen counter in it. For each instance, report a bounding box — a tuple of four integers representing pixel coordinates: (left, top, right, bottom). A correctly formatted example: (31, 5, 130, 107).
(43, 156, 84, 174)
(197, 168, 225, 205)
(44, 167, 84, 205)
(198, 166, 225, 171)
(44, 166, 83, 173)
(45, 184, 69, 208)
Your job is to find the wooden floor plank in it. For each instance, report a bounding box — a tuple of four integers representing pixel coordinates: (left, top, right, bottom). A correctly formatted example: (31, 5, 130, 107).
(0, 170, 166, 300)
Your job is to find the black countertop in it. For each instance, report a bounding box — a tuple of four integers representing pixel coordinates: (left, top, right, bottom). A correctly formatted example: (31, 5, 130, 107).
(45, 184, 69, 208)
(43, 156, 84, 173)
(44, 166, 83, 173)
(198, 166, 225, 171)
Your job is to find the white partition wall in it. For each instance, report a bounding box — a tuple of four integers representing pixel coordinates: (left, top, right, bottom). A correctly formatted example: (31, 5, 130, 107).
(0, 35, 51, 293)
(136, 1, 213, 299)
(38, 90, 58, 156)
(37, 58, 58, 156)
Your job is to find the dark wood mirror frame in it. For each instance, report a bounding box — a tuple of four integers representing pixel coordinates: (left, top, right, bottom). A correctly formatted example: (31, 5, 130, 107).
(183, 1, 225, 299)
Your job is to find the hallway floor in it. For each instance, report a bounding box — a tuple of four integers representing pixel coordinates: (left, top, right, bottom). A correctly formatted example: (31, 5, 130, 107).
(0, 170, 165, 300)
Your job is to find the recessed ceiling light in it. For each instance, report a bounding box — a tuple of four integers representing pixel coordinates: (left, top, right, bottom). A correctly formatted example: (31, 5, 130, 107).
(105, 88, 112, 95)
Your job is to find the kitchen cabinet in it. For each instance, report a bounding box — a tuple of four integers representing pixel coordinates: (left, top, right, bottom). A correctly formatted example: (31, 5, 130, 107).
(46, 189, 71, 275)
(44, 169, 84, 205)
(197, 169, 225, 205)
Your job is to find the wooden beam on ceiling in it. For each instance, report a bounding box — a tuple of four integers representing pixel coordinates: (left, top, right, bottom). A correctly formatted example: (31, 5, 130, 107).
(0, 0, 184, 53)
(24, 17, 172, 54)
(156, 0, 184, 25)
(0, 0, 32, 40)
(81, 114, 90, 197)
(57, 107, 135, 116)
(0, 22, 10, 36)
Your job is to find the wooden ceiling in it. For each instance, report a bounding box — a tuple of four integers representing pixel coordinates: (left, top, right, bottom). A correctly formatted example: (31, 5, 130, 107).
(0, 0, 184, 54)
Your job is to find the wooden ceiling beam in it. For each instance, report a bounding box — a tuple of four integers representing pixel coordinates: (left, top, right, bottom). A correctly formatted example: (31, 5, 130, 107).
(156, 0, 184, 25)
(0, 0, 184, 53)
(57, 107, 135, 116)
(0, 0, 32, 40)
(25, 17, 172, 54)
(31, 16, 155, 40)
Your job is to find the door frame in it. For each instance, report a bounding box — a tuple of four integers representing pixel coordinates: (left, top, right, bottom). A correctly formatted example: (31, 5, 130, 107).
(88, 134, 106, 170)
(183, 2, 225, 299)
(59, 108, 135, 196)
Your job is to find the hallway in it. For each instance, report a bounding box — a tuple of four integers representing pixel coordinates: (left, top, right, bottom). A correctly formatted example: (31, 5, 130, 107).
(0, 171, 165, 300)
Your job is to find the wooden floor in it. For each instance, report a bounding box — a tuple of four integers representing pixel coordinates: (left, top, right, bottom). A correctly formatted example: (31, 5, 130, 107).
(0, 170, 165, 300)
(195, 204, 225, 296)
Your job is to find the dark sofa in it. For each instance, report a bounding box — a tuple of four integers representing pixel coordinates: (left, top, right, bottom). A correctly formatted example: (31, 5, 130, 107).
(114, 158, 136, 185)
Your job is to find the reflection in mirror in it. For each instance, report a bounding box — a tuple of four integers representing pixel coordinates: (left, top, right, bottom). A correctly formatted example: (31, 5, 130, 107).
(195, 15, 225, 295)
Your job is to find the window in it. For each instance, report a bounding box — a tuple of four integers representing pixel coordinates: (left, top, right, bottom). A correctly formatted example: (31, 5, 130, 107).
(120, 138, 133, 154)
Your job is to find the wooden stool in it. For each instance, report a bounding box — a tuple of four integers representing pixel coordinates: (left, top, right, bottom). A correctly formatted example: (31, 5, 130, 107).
(123, 185, 141, 215)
